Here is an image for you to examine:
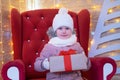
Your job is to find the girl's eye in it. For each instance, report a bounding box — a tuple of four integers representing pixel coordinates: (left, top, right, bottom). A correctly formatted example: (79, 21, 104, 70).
(65, 27, 70, 30)
(58, 27, 62, 30)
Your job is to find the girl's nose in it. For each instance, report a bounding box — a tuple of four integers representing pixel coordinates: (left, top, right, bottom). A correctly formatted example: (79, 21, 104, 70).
(62, 28, 66, 33)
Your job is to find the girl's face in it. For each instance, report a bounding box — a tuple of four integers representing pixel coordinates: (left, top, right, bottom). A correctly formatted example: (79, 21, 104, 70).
(56, 26, 72, 39)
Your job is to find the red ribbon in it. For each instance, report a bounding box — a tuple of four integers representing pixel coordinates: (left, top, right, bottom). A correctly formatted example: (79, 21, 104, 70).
(59, 49, 76, 56)
(59, 49, 76, 71)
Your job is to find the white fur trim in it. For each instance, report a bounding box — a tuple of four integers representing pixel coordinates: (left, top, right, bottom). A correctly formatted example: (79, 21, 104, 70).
(7, 67, 19, 80)
(103, 63, 113, 80)
(48, 35, 77, 47)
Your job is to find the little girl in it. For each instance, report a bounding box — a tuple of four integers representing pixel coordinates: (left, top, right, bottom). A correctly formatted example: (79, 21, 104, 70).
(34, 8, 91, 80)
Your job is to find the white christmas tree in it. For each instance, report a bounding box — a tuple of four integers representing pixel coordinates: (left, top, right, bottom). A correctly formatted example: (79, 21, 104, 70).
(89, 0, 120, 74)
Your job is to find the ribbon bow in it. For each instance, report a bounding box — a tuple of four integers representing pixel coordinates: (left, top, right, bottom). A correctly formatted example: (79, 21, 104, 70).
(59, 49, 76, 56)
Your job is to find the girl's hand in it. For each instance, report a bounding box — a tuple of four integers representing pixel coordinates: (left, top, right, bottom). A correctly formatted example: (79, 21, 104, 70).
(43, 58, 50, 70)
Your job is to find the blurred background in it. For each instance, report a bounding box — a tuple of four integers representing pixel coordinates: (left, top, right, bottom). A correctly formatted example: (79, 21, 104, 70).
(0, 0, 120, 79)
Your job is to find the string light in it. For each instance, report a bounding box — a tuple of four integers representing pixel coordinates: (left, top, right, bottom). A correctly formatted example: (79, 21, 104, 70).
(10, 51, 14, 55)
(1, 61, 4, 65)
(2, 51, 5, 54)
(109, 28, 115, 33)
(88, 47, 90, 51)
(101, 45, 107, 48)
(0, 41, 2, 45)
(9, 5, 15, 10)
(8, 40, 13, 46)
(90, 39, 94, 45)
(110, 52, 116, 56)
(54, 3, 63, 8)
(91, 5, 100, 11)
(108, 8, 113, 13)
(92, 5, 97, 9)
(55, 4, 60, 8)
(115, 19, 120, 23)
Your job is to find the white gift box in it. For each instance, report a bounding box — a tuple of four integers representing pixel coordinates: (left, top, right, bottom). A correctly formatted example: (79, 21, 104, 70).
(49, 54, 88, 72)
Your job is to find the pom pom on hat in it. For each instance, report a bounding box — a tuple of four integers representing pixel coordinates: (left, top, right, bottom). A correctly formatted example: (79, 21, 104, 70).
(52, 8, 74, 31)
(58, 8, 68, 14)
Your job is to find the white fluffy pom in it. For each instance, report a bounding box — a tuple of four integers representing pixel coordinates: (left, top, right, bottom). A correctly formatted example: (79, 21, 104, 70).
(58, 8, 68, 14)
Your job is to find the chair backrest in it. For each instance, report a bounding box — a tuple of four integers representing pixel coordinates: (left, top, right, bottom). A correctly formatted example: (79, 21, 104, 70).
(11, 8, 90, 79)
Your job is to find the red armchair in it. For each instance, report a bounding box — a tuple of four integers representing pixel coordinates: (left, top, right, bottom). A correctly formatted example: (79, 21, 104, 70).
(1, 8, 116, 80)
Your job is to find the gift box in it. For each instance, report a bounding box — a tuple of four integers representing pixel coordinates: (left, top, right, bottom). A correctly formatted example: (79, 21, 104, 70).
(49, 49, 88, 72)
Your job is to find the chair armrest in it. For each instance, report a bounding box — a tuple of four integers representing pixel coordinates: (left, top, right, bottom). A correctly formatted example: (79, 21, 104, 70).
(82, 57, 116, 80)
(1, 59, 25, 80)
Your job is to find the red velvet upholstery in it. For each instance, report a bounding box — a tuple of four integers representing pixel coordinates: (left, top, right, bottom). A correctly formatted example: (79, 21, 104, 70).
(1, 8, 116, 80)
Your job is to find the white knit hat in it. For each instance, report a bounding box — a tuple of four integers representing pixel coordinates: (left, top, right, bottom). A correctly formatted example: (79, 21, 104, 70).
(52, 8, 74, 31)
